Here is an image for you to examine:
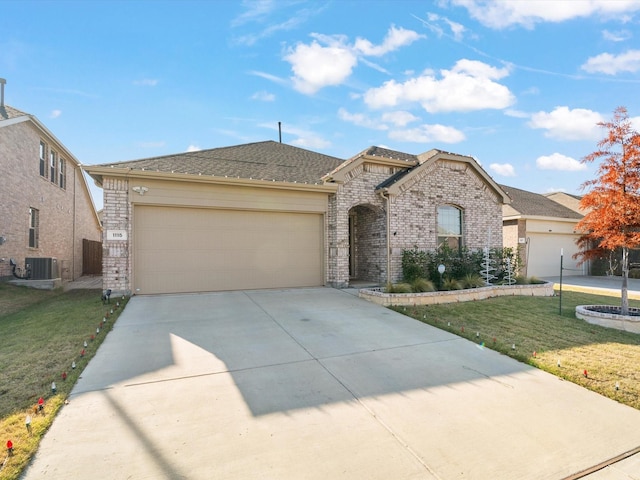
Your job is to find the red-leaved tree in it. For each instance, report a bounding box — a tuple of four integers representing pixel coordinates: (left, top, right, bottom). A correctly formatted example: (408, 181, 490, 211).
(575, 106, 640, 315)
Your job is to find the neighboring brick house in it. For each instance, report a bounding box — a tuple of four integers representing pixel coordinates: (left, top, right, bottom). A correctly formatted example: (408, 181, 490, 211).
(501, 185, 586, 278)
(84, 141, 509, 295)
(0, 81, 102, 282)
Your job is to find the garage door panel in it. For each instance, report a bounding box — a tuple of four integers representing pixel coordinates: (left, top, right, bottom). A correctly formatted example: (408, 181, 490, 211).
(134, 206, 323, 294)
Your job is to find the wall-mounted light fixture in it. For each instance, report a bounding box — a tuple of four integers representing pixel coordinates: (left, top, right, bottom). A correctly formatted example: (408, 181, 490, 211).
(132, 186, 149, 196)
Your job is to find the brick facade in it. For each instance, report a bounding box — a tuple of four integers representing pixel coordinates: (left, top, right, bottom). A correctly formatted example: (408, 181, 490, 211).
(101, 178, 131, 295)
(0, 118, 101, 281)
(327, 157, 504, 287)
(96, 146, 505, 293)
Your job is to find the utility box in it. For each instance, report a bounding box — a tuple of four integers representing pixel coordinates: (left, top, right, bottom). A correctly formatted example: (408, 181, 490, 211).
(25, 257, 58, 280)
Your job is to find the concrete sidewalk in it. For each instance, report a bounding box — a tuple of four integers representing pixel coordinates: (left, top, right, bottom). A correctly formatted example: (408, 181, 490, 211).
(22, 288, 640, 479)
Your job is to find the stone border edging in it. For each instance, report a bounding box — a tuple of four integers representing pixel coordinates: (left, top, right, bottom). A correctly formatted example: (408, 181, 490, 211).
(575, 305, 640, 334)
(359, 282, 554, 306)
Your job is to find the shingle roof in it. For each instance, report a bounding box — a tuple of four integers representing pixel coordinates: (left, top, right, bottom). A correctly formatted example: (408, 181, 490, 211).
(99, 141, 345, 184)
(500, 184, 583, 219)
(0, 104, 29, 121)
(363, 146, 418, 162)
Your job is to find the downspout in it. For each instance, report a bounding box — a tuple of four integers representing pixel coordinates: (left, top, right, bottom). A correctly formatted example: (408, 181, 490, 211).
(379, 189, 391, 286)
(73, 163, 77, 280)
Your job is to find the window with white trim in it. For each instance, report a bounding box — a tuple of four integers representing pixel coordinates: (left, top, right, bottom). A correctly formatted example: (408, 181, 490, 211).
(437, 205, 463, 250)
(59, 158, 66, 189)
(49, 150, 57, 183)
(39, 141, 47, 177)
(28, 207, 39, 248)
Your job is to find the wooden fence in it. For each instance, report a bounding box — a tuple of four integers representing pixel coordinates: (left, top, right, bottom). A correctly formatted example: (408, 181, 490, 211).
(82, 239, 102, 275)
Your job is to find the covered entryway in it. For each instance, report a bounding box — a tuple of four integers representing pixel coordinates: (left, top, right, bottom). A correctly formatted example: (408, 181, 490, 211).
(348, 204, 386, 285)
(133, 205, 324, 294)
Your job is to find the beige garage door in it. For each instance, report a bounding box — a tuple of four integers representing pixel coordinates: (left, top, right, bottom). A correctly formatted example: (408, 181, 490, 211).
(527, 233, 583, 278)
(134, 206, 324, 294)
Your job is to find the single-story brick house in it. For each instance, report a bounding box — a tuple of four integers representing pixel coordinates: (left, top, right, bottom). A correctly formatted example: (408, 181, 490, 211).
(501, 185, 586, 278)
(84, 141, 509, 295)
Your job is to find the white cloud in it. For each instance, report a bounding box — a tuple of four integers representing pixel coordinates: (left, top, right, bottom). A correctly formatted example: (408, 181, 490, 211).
(285, 37, 358, 94)
(381, 110, 419, 127)
(388, 124, 466, 143)
(284, 25, 422, 95)
(338, 108, 388, 130)
(489, 163, 516, 177)
(450, 0, 640, 29)
(581, 49, 640, 74)
(528, 106, 604, 140)
(50, 109, 61, 119)
(186, 145, 201, 152)
(504, 109, 529, 119)
(133, 78, 158, 87)
(248, 70, 289, 86)
(354, 25, 424, 57)
(602, 29, 632, 42)
(364, 59, 514, 113)
(251, 90, 275, 101)
(425, 12, 467, 41)
(536, 153, 586, 171)
(291, 134, 331, 150)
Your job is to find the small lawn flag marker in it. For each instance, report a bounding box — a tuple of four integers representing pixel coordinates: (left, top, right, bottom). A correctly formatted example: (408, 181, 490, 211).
(512, 343, 516, 350)
(62, 371, 67, 381)
(7, 440, 13, 455)
(51, 382, 56, 394)
(72, 361, 76, 369)
(84, 340, 88, 348)
(80, 348, 85, 357)
(25, 415, 32, 434)
(583, 369, 588, 378)
(557, 359, 561, 367)
(38, 397, 44, 413)
(615, 382, 620, 391)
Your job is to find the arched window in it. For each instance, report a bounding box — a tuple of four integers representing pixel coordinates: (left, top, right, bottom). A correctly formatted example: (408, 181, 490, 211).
(437, 205, 463, 250)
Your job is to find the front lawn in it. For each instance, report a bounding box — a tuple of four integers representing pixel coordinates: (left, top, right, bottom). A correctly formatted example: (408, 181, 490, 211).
(0, 283, 127, 480)
(393, 290, 640, 410)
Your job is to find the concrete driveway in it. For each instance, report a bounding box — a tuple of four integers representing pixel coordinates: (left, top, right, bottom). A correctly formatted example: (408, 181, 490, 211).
(23, 288, 640, 479)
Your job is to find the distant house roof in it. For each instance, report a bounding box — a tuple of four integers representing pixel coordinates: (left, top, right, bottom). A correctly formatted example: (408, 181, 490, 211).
(501, 184, 583, 219)
(95, 141, 345, 185)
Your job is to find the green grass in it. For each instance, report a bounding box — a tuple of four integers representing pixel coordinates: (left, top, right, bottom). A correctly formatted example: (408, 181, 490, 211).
(392, 290, 640, 411)
(0, 283, 128, 480)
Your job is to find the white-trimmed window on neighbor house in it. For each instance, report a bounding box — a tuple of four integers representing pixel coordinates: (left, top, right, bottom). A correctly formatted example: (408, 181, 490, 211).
(39, 141, 47, 178)
(59, 158, 66, 189)
(437, 204, 463, 250)
(28, 207, 39, 248)
(49, 150, 57, 183)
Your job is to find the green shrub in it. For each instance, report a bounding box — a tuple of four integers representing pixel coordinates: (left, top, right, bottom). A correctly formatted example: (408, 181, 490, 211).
(411, 278, 435, 292)
(629, 269, 640, 279)
(515, 275, 530, 285)
(441, 278, 462, 291)
(386, 282, 413, 293)
(460, 274, 485, 289)
(528, 276, 545, 284)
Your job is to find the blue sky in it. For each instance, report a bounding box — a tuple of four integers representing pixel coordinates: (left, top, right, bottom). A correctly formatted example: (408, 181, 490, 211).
(3, 0, 640, 210)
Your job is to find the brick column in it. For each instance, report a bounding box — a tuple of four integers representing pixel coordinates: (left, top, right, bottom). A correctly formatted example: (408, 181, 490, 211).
(102, 178, 131, 295)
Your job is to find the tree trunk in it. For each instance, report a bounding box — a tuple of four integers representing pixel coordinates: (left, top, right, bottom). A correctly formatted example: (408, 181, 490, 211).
(621, 246, 629, 315)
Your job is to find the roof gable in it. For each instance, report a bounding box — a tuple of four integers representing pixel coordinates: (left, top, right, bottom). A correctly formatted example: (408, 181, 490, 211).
(379, 150, 510, 204)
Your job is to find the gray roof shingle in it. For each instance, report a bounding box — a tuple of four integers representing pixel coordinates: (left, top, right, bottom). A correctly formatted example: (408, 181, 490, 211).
(99, 141, 345, 184)
(500, 184, 583, 219)
(0, 104, 29, 121)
